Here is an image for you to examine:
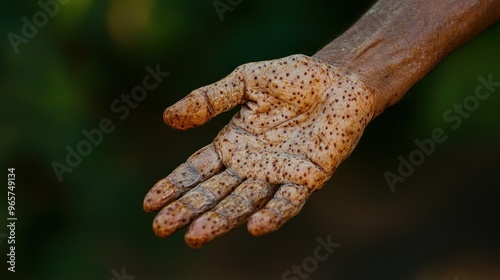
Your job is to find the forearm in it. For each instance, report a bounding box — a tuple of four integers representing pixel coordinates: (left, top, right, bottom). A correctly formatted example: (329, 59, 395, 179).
(314, 0, 500, 117)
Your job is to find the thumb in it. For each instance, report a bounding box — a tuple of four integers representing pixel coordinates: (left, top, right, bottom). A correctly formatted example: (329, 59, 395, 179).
(164, 65, 247, 130)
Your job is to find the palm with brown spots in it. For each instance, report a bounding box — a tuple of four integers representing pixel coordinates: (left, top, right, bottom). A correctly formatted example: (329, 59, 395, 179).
(143, 54, 375, 248)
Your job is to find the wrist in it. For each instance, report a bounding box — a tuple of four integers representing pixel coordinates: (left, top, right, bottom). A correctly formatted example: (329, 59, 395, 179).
(313, 47, 389, 119)
(313, 0, 500, 119)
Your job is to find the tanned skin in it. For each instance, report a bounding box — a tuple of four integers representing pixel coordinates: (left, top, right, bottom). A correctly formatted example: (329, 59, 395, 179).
(315, 0, 500, 116)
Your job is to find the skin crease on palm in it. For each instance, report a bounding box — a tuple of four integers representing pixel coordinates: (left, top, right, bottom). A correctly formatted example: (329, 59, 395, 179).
(142, 0, 499, 249)
(143, 54, 376, 248)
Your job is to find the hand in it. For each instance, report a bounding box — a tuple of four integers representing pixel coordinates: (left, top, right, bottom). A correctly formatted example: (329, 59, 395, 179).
(143, 54, 375, 248)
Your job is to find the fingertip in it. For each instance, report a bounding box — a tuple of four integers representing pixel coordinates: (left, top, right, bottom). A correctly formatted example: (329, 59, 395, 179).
(247, 209, 280, 237)
(152, 202, 192, 238)
(143, 178, 180, 212)
(162, 107, 176, 128)
(163, 92, 212, 130)
(185, 212, 229, 248)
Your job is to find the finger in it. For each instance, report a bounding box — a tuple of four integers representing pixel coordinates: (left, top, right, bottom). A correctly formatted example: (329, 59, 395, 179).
(164, 66, 247, 130)
(247, 183, 311, 236)
(152, 170, 242, 238)
(184, 179, 274, 248)
(143, 144, 223, 212)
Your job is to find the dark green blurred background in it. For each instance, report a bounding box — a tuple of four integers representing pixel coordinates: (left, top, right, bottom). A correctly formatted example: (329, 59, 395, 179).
(1, 0, 499, 279)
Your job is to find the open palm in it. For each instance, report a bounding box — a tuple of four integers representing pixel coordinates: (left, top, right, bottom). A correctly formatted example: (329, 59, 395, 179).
(143, 54, 375, 248)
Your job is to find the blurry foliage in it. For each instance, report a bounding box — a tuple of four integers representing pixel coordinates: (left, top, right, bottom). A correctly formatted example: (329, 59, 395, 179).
(0, 1, 499, 280)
